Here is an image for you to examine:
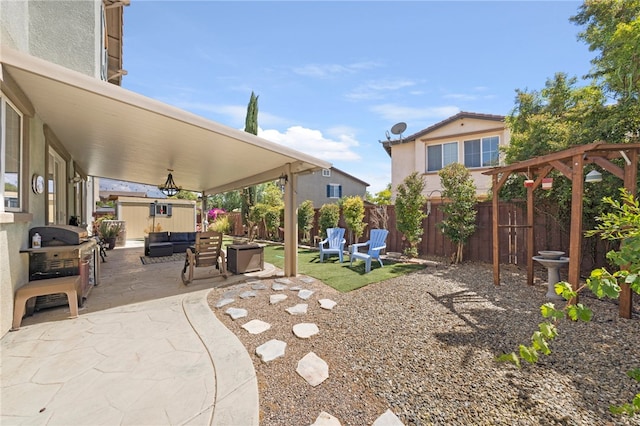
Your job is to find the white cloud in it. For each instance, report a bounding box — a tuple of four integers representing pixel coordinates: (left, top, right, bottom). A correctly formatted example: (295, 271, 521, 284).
(346, 78, 418, 101)
(371, 104, 460, 122)
(293, 61, 380, 78)
(259, 126, 361, 162)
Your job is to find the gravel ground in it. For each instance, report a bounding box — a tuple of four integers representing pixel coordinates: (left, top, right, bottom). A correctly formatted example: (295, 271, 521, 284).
(207, 259, 640, 426)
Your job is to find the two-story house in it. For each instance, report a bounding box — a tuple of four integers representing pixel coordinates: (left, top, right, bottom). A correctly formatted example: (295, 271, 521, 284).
(296, 167, 369, 207)
(381, 112, 510, 199)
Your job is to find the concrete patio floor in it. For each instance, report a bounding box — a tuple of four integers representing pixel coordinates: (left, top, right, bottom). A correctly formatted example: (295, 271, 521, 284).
(1, 242, 278, 425)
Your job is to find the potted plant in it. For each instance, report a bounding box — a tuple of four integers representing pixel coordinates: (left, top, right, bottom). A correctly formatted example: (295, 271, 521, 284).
(98, 220, 122, 250)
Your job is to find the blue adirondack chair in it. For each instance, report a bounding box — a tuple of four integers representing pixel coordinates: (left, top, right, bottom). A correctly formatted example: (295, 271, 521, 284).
(319, 227, 346, 263)
(349, 229, 389, 273)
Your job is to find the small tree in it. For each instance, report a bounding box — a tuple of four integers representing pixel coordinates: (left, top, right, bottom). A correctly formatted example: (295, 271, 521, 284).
(250, 182, 284, 240)
(395, 172, 427, 258)
(370, 205, 389, 231)
(437, 163, 478, 264)
(318, 203, 340, 238)
(342, 196, 366, 244)
(298, 200, 315, 243)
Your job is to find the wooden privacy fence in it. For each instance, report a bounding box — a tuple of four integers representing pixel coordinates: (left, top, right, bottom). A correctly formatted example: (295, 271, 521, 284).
(221, 202, 609, 275)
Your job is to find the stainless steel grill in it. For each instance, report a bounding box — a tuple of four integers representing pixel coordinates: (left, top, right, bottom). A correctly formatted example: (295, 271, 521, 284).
(27, 225, 99, 313)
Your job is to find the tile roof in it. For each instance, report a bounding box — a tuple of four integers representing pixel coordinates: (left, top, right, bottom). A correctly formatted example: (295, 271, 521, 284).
(381, 111, 505, 156)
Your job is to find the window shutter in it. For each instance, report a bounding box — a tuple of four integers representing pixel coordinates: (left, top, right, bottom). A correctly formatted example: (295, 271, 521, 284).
(149, 203, 156, 216)
(338, 185, 342, 198)
(326, 185, 330, 198)
(167, 204, 173, 217)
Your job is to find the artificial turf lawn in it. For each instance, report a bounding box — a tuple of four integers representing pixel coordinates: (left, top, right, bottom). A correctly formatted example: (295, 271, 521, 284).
(261, 244, 425, 292)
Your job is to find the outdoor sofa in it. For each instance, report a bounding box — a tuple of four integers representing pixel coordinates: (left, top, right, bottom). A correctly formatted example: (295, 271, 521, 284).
(145, 231, 197, 257)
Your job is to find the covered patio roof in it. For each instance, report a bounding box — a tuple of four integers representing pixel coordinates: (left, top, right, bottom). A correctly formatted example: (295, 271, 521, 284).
(1, 47, 331, 194)
(1, 47, 332, 277)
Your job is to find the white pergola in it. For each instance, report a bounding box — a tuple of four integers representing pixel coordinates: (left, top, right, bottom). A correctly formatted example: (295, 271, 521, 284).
(1, 47, 331, 276)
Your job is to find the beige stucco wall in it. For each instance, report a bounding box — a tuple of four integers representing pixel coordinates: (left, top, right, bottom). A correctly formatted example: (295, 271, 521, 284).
(116, 197, 197, 240)
(0, 1, 102, 336)
(0, 222, 30, 335)
(0, 0, 101, 78)
(390, 117, 510, 200)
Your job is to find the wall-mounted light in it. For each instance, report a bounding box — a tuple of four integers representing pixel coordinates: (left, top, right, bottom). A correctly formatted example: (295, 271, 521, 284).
(278, 173, 288, 190)
(159, 169, 180, 196)
(68, 176, 83, 184)
(585, 169, 602, 183)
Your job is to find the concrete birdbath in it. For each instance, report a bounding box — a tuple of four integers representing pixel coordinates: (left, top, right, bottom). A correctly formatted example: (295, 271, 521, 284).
(533, 251, 569, 300)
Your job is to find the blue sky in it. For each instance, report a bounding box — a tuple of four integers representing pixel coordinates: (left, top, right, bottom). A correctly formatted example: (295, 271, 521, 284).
(122, 1, 594, 194)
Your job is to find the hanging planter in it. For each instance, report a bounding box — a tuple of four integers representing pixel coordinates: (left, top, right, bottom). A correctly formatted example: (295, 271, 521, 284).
(542, 178, 553, 190)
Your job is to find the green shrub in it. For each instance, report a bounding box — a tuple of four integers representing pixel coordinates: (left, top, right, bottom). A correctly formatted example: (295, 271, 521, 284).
(210, 215, 231, 234)
(318, 203, 340, 238)
(298, 200, 315, 243)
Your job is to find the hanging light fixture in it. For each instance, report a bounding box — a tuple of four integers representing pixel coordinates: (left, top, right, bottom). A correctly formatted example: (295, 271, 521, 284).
(585, 169, 602, 183)
(159, 169, 180, 196)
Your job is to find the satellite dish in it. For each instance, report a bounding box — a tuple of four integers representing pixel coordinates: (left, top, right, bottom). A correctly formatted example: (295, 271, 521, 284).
(390, 122, 407, 135)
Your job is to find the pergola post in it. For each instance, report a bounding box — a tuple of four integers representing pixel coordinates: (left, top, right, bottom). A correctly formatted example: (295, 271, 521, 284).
(568, 154, 585, 298)
(492, 174, 500, 285)
(619, 149, 638, 319)
(526, 185, 535, 286)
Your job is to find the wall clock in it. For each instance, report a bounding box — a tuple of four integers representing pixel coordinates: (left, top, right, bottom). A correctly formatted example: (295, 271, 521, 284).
(32, 174, 44, 194)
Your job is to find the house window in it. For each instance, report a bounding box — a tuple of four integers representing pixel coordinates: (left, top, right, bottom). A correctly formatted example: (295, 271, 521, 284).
(1, 95, 23, 212)
(48, 149, 67, 224)
(322, 169, 331, 177)
(464, 136, 499, 168)
(326, 184, 342, 199)
(426, 142, 458, 172)
(149, 203, 172, 217)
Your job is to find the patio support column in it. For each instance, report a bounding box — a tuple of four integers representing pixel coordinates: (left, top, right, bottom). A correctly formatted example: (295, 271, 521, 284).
(283, 165, 298, 277)
(200, 193, 207, 231)
(568, 153, 584, 299)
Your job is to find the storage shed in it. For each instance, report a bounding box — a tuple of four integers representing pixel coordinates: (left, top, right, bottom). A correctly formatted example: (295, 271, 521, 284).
(115, 196, 197, 240)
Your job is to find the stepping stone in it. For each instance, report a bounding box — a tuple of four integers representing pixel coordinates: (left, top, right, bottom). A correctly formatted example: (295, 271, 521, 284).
(286, 304, 308, 315)
(270, 294, 288, 304)
(300, 276, 315, 284)
(319, 299, 337, 310)
(225, 307, 248, 320)
(311, 411, 341, 426)
(240, 290, 257, 299)
(372, 409, 404, 426)
(242, 319, 271, 334)
(222, 289, 239, 298)
(272, 283, 288, 291)
(251, 283, 267, 290)
(296, 352, 328, 386)
(293, 323, 319, 339)
(275, 278, 293, 285)
(246, 278, 261, 284)
(215, 298, 235, 308)
(256, 339, 286, 362)
(298, 289, 314, 300)
(289, 286, 302, 291)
